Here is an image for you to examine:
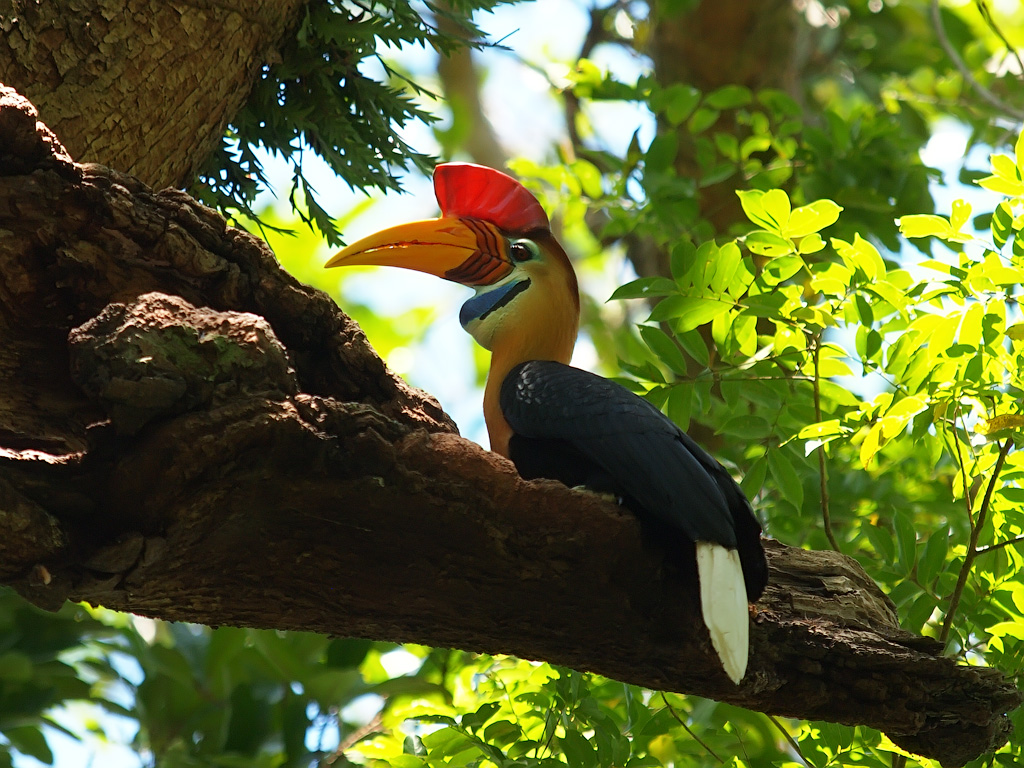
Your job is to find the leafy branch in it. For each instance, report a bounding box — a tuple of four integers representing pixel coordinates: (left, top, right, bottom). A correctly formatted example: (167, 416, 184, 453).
(940, 437, 1013, 648)
(811, 333, 839, 552)
(929, 0, 1024, 121)
(191, 0, 518, 246)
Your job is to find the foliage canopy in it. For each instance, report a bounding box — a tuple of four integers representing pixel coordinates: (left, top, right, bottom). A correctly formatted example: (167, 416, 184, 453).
(4, 1, 1024, 768)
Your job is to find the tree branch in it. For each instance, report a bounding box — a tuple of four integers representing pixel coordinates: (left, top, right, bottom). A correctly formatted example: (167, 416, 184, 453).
(929, 0, 1024, 121)
(0, 87, 1019, 767)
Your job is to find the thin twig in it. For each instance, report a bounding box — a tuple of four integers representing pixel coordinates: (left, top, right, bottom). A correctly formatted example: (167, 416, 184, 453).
(322, 712, 384, 766)
(975, 533, 1024, 557)
(975, 0, 1024, 79)
(892, 753, 908, 768)
(939, 437, 1013, 647)
(766, 714, 809, 767)
(930, 0, 1024, 120)
(659, 692, 725, 764)
(812, 335, 840, 551)
(952, 408, 974, 529)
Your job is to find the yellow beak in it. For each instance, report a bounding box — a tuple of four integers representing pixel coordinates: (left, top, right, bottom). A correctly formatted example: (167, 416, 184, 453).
(325, 217, 514, 287)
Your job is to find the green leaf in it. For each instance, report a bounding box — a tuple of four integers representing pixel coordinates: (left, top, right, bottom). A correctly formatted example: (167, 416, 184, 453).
(798, 419, 846, 440)
(572, 160, 604, 199)
(687, 107, 719, 134)
(0, 651, 33, 682)
(561, 729, 597, 768)
(992, 201, 1014, 249)
(713, 132, 739, 161)
(608, 277, 679, 301)
(675, 328, 709, 367)
(671, 241, 698, 284)
(958, 301, 984, 349)
(978, 155, 1024, 196)
(638, 326, 688, 375)
(645, 134, 679, 172)
(860, 423, 883, 466)
(863, 522, 896, 565)
(917, 524, 949, 587)
(898, 214, 952, 239)
(704, 84, 752, 109)
(797, 232, 826, 254)
(421, 727, 473, 755)
(894, 511, 917, 576)
(740, 454, 768, 497)
(762, 255, 804, 284)
(991, 152, 1021, 182)
(745, 230, 794, 257)
(657, 83, 701, 125)
(708, 242, 741, 293)
(5, 727, 52, 765)
(666, 383, 693, 431)
(326, 637, 372, 669)
(768, 450, 803, 509)
(786, 199, 843, 238)
(484, 720, 522, 746)
(732, 312, 757, 356)
(832, 234, 885, 280)
(949, 199, 971, 232)
(740, 291, 788, 317)
(760, 189, 792, 232)
(737, 189, 774, 231)
(647, 296, 732, 329)
(886, 395, 929, 421)
(928, 312, 959, 361)
(462, 701, 500, 732)
(720, 415, 772, 440)
(904, 592, 938, 634)
(989, 621, 1024, 642)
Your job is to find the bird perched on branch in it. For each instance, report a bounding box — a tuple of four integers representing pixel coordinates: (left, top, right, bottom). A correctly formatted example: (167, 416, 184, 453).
(326, 163, 767, 683)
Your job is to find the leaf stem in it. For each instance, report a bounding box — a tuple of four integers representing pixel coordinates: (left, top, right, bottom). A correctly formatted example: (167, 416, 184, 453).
(930, 0, 1024, 120)
(766, 714, 809, 766)
(952, 409, 974, 528)
(975, 534, 1024, 556)
(659, 692, 724, 764)
(812, 335, 840, 551)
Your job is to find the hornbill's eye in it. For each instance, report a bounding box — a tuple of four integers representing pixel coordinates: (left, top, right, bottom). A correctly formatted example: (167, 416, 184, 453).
(509, 239, 539, 263)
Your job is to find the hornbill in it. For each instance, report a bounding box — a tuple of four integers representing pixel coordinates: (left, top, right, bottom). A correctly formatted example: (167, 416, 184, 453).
(325, 163, 767, 683)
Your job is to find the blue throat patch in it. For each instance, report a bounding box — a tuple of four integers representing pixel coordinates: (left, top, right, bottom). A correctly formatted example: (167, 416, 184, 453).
(460, 278, 532, 329)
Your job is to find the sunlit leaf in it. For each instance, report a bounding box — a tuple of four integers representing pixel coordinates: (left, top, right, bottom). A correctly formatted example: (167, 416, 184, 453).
(608, 277, 679, 301)
(977, 413, 1024, 435)
(648, 296, 732, 329)
(898, 214, 953, 239)
(786, 199, 843, 238)
(832, 235, 885, 280)
(745, 230, 794, 257)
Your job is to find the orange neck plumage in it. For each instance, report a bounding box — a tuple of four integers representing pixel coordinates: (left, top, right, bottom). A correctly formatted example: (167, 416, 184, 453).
(480, 233, 579, 457)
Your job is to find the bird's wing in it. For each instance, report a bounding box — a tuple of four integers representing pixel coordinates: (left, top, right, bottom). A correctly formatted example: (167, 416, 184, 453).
(499, 360, 746, 548)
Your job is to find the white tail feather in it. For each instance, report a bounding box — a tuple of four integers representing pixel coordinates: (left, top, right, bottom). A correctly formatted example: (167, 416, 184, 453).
(695, 542, 749, 684)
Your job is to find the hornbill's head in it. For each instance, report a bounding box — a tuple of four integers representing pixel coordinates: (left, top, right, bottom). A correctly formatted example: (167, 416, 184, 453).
(325, 163, 579, 362)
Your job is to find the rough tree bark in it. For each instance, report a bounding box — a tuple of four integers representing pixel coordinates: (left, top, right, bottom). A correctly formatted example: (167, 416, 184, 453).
(0, 0, 307, 190)
(0, 88, 1019, 767)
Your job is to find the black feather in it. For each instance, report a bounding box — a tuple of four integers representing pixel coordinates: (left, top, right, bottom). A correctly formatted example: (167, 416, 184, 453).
(501, 360, 767, 600)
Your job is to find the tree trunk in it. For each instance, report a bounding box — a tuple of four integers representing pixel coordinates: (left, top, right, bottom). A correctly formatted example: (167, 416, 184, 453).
(0, 87, 1018, 767)
(0, 0, 307, 189)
